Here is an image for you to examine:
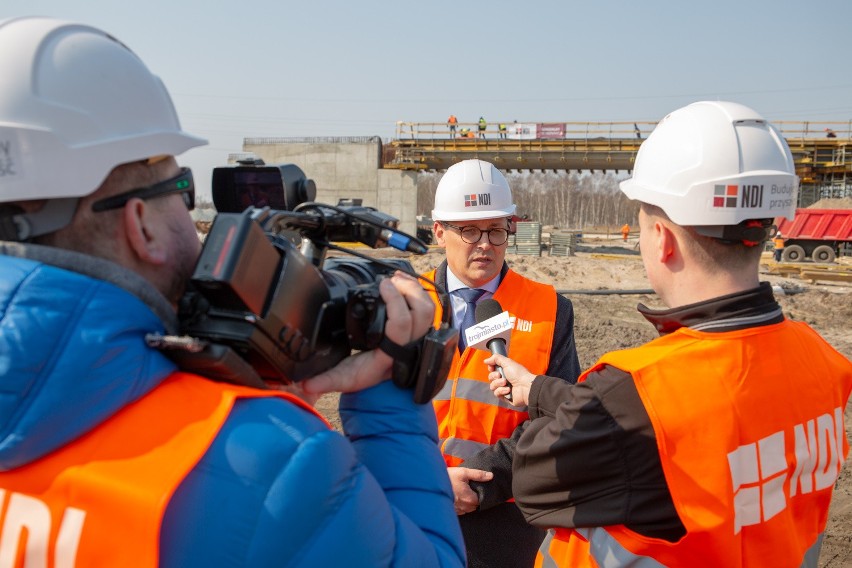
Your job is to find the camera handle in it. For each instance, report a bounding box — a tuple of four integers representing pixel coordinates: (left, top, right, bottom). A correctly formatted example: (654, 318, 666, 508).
(379, 325, 459, 404)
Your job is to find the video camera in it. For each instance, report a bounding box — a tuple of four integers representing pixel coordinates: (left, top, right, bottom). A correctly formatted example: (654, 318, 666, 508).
(152, 159, 457, 403)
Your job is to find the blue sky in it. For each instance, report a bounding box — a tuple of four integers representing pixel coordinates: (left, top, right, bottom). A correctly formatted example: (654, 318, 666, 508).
(5, 1, 852, 200)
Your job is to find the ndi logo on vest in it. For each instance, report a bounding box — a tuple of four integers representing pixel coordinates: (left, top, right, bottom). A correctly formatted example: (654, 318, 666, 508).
(727, 407, 845, 534)
(508, 316, 533, 332)
(0, 490, 86, 566)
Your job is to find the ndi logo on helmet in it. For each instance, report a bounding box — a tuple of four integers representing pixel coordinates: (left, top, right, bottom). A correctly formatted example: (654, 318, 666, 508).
(713, 184, 765, 209)
(713, 185, 739, 208)
(464, 193, 492, 208)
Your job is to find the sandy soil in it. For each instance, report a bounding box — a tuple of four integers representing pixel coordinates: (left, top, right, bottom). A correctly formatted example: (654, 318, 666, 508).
(315, 238, 852, 566)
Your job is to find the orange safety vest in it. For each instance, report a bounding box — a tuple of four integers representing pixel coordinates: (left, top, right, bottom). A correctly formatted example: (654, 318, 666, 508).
(538, 320, 852, 567)
(448, 115, 457, 124)
(424, 268, 556, 466)
(0, 372, 325, 567)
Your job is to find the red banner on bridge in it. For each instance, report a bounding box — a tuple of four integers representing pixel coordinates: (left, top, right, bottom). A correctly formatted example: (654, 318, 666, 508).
(537, 123, 566, 139)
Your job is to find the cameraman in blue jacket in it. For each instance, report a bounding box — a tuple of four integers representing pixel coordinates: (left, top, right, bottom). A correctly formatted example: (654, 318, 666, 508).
(0, 16, 463, 567)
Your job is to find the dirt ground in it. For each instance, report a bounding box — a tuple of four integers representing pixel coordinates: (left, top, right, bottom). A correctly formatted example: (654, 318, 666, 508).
(315, 238, 852, 566)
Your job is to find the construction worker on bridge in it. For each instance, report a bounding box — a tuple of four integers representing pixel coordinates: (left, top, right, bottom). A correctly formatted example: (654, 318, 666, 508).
(486, 101, 852, 567)
(424, 159, 582, 568)
(448, 114, 458, 138)
(478, 116, 487, 138)
(498, 123, 507, 139)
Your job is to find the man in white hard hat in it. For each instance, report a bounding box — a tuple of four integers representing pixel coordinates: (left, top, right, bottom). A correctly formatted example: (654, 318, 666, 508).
(486, 101, 852, 566)
(0, 16, 464, 566)
(422, 159, 581, 567)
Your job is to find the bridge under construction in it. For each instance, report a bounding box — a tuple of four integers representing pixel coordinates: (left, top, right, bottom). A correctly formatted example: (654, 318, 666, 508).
(384, 120, 852, 205)
(241, 120, 852, 234)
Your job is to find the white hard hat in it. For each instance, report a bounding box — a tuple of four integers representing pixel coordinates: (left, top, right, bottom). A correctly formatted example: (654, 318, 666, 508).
(0, 16, 207, 204)
(431, 159, 516, 221)
(620, 101, 798, 226)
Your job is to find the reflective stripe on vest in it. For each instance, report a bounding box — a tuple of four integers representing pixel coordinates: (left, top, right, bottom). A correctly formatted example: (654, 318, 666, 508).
(442, 438, 490, 462)
(439, 376, 528, 461)
(536, 528, 595, 568)
(579, 528, 664, 567)
(445, 376, 528, 410)
(542, 320, 852, 567)
(0, 372, 325, 567)
(535, 530, 559, 568)
(434, 378, 454, 401)
(423, 268, 556, 466)
(561, 526, 823, 568)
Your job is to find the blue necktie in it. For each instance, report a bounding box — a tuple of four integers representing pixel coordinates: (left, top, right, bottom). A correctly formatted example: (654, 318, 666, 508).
(456, 288, 485, 352)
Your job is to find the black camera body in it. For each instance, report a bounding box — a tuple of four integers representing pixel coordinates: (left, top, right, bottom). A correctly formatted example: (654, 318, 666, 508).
(158, 160, 457, 402)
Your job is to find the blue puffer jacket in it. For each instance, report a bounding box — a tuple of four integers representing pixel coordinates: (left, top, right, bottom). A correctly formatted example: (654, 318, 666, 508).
(0, 251, 464, 567)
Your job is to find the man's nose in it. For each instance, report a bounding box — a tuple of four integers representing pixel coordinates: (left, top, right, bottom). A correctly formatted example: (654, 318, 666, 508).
(473, 232, 491, 246)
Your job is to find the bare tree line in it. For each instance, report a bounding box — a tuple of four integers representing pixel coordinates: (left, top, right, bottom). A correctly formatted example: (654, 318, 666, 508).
(417, 171, 640, 230)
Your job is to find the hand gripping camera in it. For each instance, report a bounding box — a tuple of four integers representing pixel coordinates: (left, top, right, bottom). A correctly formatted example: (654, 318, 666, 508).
(151, 160, 457, 403)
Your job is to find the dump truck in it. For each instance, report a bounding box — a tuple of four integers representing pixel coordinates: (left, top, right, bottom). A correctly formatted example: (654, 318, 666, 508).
(774, 208, 852, 263)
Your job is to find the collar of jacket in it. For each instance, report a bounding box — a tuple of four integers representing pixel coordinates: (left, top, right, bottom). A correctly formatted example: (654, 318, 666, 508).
(434, 259, 510, 292)
(0, 240, 177, 333)
(637, 282, 783, 336)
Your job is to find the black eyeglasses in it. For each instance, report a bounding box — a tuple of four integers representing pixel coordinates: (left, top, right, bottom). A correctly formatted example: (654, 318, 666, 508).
(440, 221, 513, 245)
(91, 167, 195, 212)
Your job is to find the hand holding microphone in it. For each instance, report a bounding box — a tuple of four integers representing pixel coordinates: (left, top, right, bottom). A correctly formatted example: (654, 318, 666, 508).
(483, 352, 537, 407)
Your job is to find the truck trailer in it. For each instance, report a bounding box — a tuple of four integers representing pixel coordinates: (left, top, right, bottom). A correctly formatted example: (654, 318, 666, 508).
(774, 208, 852, 263)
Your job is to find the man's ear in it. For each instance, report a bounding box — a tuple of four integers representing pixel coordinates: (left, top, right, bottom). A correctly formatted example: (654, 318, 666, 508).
(433, 221, 447, 247)
(655, 220, 678, 264)
(123, 199, 167, 265)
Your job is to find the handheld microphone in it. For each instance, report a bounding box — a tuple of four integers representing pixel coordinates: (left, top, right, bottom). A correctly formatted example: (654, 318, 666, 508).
(473, 299, 513, 402)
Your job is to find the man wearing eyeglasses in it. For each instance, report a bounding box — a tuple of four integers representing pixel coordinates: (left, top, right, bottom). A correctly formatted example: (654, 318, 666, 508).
(423, 159, 581, 567)
(0, 17, 463, 567)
